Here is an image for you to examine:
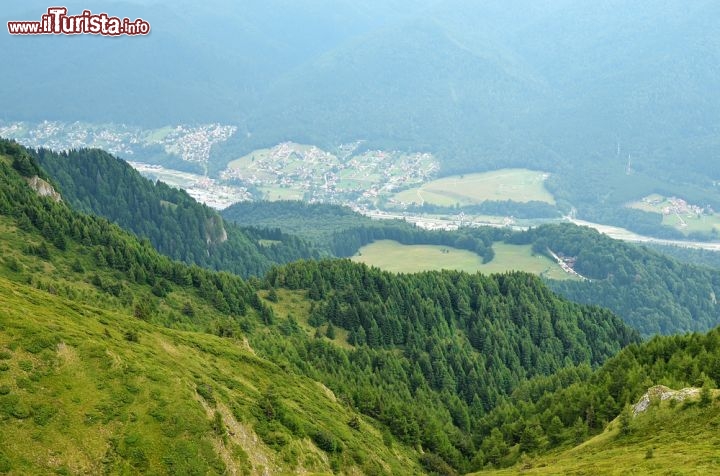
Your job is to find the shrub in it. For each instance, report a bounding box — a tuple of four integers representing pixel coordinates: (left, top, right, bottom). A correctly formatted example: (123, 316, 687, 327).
(32, 404, 57, 426)
(5, 256, 21, 272)
(196, 383, 216, 406)
(24, 336, 55, 354)
(11, 402, 31, 419)
(0, 451, 12, 473)
(348, 415, 361, 430)
(18, 360, 33, 372)
(124, 330, 139, 343)
(311, 429, 340, 453)
(420, 453, 458, 476)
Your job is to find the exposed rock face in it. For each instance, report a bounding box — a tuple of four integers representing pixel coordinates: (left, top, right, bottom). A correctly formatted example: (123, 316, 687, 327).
(633, 385, 700, 416)
(26, 176, 62, 202)
(204, 215, 228, 245)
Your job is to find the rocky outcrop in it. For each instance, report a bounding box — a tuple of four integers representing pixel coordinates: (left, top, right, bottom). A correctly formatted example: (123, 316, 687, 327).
(204, 215, 228, 245)
(633, 385, 700, 416)
(26, 176, 62, 202)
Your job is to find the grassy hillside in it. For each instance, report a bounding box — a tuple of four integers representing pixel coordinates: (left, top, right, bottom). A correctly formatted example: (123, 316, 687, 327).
(0, 275, 414, 475)
(475, 388, 720, 475)
(0, 142, 420, 474)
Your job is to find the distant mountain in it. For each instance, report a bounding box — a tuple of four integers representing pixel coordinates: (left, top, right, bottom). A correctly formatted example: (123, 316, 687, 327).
(5, 0, 720, 237)
(0, 0, 434, 125)
(211, 1, 720, 207)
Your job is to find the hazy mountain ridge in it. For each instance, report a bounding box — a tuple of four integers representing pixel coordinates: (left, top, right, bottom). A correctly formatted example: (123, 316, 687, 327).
(5, 1, 720, 230)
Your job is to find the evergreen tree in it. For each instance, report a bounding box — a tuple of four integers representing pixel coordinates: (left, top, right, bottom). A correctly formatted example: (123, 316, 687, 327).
(326, 323, 336, 340)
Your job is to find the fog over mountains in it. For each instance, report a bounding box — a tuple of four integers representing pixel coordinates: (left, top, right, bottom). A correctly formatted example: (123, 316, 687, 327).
(3, 1, 719, 200)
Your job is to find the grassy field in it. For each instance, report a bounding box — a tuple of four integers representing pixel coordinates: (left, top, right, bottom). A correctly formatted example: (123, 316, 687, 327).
(351, 240, 573, 279)
(143, 125, 174, 142)
(258, 186, 304, 201)
(663, 213, 720, 234)
(392, 169, 555, 206)
(476, 391, 720, 475)
(627, 194, 720, 235)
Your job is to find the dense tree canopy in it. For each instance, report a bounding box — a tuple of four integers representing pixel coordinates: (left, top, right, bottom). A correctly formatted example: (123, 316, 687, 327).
(35, 147, 318, 277)
(474, 327, 720, 468)
(510, 224, 720, 335)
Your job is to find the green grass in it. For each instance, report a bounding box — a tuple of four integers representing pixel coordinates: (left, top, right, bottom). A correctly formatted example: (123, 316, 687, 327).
(479, 243, 574, 280)
(0, 213, 418, 475)
(351, 240, 574, 279)
(144, 126, 174, 142)
(476, 392, 720, 475)
(663, 213, 720, 234)
(261, 289, 356, 350)
(258, 186, 304, 201)
(627, 194, 720, 235)
(0, 275, 415, 475)
(392, 169, 555, 206)
(228, 148, 268, 170)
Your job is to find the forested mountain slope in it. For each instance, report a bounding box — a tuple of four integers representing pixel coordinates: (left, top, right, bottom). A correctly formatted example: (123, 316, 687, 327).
(34, 146, 318, 277)
(510, 224, 720, 335)
(470, 327, 720, 473)
(222, 200, 372, 248)
(210, 1, 720, 223)
(0, 138, 638, 473)
(229, 199, 720, 337)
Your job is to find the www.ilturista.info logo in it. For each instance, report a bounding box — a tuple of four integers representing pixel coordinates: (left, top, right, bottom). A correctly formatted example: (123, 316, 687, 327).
(7, 7, 150, 36)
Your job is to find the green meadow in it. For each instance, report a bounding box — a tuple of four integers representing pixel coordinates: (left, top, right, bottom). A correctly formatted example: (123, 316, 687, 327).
(392, 169, 555, 207)
(351, 240, 573, 280)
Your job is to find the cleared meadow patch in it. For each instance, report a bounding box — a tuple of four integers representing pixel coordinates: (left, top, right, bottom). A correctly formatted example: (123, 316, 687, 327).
(392, 169, 555, 207)
(351, 240, 573, 279)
